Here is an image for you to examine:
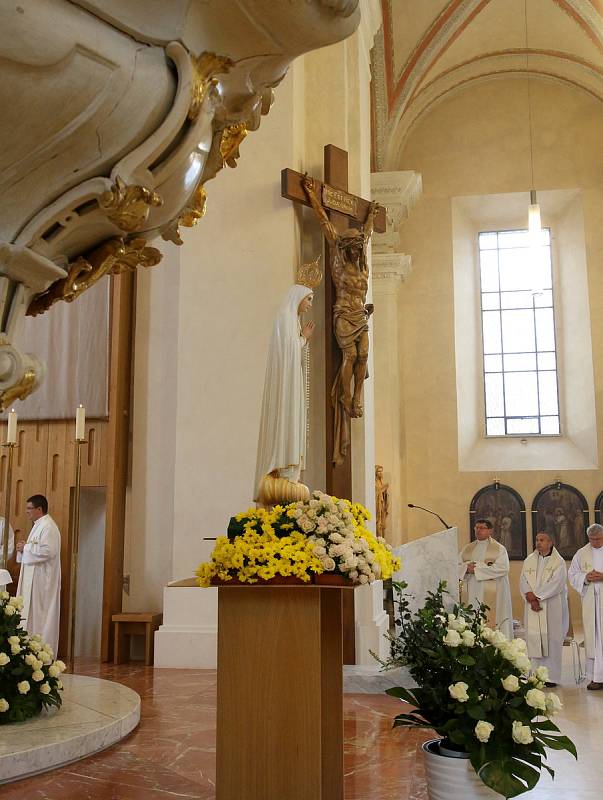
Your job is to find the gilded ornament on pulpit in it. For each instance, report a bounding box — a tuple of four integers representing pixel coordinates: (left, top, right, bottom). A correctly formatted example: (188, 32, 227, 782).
(98, 176, 163, 233)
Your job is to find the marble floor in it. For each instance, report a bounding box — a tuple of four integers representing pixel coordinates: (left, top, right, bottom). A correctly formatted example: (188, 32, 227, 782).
(1, 656, 599, 799)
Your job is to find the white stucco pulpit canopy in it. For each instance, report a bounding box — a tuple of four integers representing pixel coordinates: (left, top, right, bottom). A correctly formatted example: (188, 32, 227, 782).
(0, 0, 361, 408)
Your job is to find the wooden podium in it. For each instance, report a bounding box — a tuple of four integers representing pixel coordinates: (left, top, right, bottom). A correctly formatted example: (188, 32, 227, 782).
(216, 582, 353, 800)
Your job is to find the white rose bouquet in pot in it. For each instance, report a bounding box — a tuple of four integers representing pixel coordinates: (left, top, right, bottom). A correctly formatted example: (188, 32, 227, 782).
(378, 582, 576, 799)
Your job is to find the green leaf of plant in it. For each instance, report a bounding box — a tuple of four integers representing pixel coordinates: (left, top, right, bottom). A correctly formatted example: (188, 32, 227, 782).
(457, 654, 476, 666)
(385, 686, 418, 705)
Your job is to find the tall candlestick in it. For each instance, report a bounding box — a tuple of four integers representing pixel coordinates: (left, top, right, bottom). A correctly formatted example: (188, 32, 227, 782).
(6, 409, 17, 445)
(75, 405, 85, 441)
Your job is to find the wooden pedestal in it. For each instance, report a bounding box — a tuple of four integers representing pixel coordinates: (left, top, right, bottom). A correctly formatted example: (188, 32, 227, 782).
(216, 585, 350, 800)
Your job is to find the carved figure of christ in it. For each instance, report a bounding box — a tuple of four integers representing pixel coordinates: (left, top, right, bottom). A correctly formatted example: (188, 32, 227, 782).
(281, 146, 384, 499)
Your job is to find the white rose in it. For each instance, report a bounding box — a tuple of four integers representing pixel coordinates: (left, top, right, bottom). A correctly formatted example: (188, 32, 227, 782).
(24, 653, 38, 666)
(501, 675, 520, 692)
(31, 670, 44, 682)
(313, 546, 327, 557)
(443, 629, 462, 647)
(39, 683, 51, 695)
(0, 653, 9, 667)
(461, 630, 476, 647)
(449, 616, 467, 632)
(10, 644, 21, 655)
(513, 637, 528, 653)
(7, 635, 20, 645)
(512, 720, 534, 745)
(28, 640, 41, 653)
(0, 698, 8, 712)
(480, 626, 494, 642)
(359, 574, 369, 584)
(8, 596, 23, 609)
(448, 682, 469, 702)
(54, 660, 67, 673)
(0, 591, 8, 600)
(48, 664, 60, 678)
(475, 721, 494, 743)
(31, 634, 42, 642)
(39, 651, 52, 665)
(348, 570, 359, 580)
(17, 681, 30, 694)
(491, 630, 508, 647)
(545, 693, 563, 716)
(56, 680, 63, 690)
(329, 532, 344, 544)
(3, 605, 15, 616)
(513, 654, 532, 674)
(323, 557, 336, 572)
(535, 666, 549, 683)
(525, 688, 547, 711)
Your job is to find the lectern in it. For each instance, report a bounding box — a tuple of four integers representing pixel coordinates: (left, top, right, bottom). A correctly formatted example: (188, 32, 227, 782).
(216, 581, 354, 800)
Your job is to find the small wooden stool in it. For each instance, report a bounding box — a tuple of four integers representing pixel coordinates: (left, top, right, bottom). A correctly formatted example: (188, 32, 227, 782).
(112, 612, 163, 666)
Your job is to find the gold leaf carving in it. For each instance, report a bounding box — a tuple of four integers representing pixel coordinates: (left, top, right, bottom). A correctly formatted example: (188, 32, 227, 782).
(219, 123, 248, 168)
(0, 369, 37, 411)
(296, 256, 323, 289)
(27, 237, 162, 317)
(189, 52, 234, 121)
(179, 185, 208, 228)
(99, 176, 163, 233)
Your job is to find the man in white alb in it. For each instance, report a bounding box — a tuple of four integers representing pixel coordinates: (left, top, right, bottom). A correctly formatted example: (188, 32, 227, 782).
(16, 494, 61, 655)
(459, 518, 514, 639)
(0, 515, 15, 590)
(568, 523, 603, 690)
(520, 531, 568, 687)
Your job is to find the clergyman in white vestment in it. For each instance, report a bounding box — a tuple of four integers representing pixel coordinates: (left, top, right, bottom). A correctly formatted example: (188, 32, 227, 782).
(459, 518, 514, 640)
(16, 494, 61, 656)
(520, 532, 568, 686)
(568, 523, 603, 690)
(254, 284, 314, 500)
(0, 516, 15, 590)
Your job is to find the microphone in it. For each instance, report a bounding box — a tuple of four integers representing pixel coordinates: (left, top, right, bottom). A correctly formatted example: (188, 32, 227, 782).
(408, 503, 452, 530)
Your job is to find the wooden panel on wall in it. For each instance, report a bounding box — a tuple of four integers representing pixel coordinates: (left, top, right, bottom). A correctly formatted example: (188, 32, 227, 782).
(0, 419, 109, 656)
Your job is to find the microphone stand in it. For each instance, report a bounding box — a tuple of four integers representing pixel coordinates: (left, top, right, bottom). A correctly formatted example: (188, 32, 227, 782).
(407, 503, 452, 530)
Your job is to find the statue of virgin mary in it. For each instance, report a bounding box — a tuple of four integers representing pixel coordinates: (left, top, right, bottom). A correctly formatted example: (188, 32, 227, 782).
(254, 260, 321, 504)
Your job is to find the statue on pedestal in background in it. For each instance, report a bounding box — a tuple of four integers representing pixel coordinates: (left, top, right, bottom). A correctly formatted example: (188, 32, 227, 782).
(375, 465, 390, 538)
(254, 258, 322, 507)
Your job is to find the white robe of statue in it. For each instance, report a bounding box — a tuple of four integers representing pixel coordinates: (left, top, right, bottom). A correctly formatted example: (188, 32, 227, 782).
(520, 548, 568, 683)
(459, 537, 514, 640)
(569, 544, 603, 682)
(17, 514, 62, 655)
(0, 517, 15, 590)
(254, 284, 312, 501)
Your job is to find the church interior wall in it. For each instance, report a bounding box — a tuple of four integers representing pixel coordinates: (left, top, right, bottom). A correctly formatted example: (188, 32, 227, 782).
(392, 75, 603, 627)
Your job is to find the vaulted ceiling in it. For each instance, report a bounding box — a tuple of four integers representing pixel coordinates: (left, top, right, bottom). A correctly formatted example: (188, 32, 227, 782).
(373, 0, 603, 167)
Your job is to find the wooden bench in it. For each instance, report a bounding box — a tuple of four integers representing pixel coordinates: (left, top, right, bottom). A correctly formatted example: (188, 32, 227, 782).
(112, 612, 163, 666)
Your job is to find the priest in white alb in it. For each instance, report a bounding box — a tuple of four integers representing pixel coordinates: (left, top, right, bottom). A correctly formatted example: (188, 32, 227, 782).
(16, 494, 61, 655)
(568, 523, 603, 690)
(459, 518, 513, 639)
(520, 531, 568, 687)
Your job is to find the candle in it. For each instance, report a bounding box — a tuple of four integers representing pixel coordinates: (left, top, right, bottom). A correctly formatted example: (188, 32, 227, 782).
(6, 409, 17, 444)
(75, 405, 86, 441)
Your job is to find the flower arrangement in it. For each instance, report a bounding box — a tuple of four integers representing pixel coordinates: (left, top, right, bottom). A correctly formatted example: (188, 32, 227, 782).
(0, 592, 66, 724)
(196, 491, 400, 587)
(378, 582, 576, 799)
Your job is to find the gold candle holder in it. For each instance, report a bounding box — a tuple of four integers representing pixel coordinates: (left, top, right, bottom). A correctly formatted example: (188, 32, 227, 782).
(1, 442, 17, 571)
(66, 436, 87, 671)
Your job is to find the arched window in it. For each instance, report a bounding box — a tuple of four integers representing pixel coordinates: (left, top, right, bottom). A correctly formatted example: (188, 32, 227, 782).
(469, 482, 526, 560)
(594, 491, 603, 525)
(531, 482, 589, 560)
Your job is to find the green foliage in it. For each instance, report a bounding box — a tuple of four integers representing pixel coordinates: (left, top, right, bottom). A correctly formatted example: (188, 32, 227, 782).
(0, 592, 65, 724)
(380, 582, 576, 799)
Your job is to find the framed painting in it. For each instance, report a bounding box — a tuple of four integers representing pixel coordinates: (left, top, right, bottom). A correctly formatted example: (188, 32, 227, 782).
(469, 482, 527, 560)
(531, 482, 589, 560)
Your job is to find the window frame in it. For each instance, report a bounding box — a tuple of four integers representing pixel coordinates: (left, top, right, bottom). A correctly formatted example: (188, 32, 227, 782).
(477, 226, 561, 439)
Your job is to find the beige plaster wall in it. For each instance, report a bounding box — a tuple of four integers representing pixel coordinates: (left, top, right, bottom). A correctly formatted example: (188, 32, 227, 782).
(392, 76, 603, 626)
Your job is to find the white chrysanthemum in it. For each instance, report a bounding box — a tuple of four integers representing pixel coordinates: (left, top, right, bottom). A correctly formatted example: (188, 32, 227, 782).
(512, 720, 534, 745)
(475, 721, 494, 742)
(359, 574, 369, 584)
(448, 682, 469, 702)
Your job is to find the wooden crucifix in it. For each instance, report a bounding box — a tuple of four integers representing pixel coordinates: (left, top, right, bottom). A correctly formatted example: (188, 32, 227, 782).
(281, 145, 385, 501)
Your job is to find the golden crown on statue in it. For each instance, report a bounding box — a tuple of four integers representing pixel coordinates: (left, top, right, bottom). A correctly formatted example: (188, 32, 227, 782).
(296, 255, 323, 289)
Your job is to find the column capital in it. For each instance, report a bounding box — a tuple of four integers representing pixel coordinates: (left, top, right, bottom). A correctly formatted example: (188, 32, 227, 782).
(371, 170, 422, 254)
(372, 253, 411, 291)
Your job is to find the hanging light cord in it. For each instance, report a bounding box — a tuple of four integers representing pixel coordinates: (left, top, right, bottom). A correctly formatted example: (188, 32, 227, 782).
(524, 0, 535, 189)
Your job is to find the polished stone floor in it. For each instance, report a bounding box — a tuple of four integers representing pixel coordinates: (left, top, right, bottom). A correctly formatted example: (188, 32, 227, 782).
(1, 655, 598, 799)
